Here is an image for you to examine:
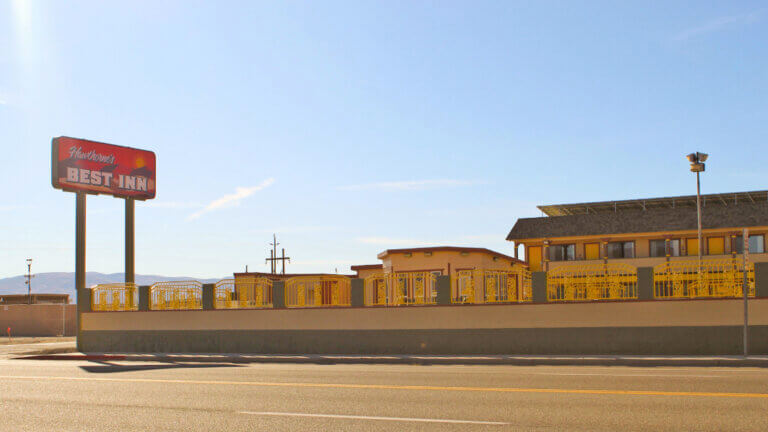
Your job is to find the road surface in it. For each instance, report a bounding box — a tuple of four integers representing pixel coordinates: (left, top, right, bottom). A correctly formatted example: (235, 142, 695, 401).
(1, 358, 767, 431)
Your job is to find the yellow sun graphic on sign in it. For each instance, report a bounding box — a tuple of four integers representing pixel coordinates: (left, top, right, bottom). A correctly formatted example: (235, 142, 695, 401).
(135, 156, 145, 168)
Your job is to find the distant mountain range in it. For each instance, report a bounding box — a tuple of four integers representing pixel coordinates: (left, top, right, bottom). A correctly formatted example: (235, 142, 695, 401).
(0, 272, 224, 302)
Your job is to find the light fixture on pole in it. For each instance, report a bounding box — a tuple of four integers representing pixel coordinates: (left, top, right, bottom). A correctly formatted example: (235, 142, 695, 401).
(686, 152, 708, 263)
(24, 258, 34, 305)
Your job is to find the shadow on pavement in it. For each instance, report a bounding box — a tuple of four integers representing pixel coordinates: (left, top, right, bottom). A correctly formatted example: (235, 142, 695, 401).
(80, 361, 244, 373)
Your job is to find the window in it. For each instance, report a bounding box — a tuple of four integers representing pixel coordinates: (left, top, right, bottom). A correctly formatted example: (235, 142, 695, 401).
(651, 239, 681, 257)
(548, 244, 575, 261)
(733, 235, 766, 254)
(606, 241, 634, 258)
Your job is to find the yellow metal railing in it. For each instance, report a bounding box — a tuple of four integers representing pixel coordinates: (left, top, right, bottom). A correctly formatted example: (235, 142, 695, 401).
(150, 280, 203, 310)
(654, 258, 755, 299)
(285, 276, 351, 307)
(364, 272, 437, 306)
(91, 283, 138, 311)
(547, 263, 637, 302)
(452, 269, 532, 304)
(214, 277, 273, 309)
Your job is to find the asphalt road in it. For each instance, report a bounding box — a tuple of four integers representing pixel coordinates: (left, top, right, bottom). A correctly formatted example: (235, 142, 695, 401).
(1, 359, 767, 431)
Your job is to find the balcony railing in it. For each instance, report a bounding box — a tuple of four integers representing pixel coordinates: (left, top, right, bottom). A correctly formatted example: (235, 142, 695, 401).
(215, 277, 273, 309)
(547, 263, 638, 302)
(364, 272, 437, 306)
(285, 276, 351, 307)
(91, 283, 138, 311)
(150, 280, 203, 310)
(452, 269, 531, 304)
(654, 258, 755, 299)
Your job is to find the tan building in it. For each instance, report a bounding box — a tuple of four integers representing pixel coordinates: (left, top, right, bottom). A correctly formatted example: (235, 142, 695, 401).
(506, 190, 768, 271)
(0, 294, 70, 305)
(352, 246, 525, 278)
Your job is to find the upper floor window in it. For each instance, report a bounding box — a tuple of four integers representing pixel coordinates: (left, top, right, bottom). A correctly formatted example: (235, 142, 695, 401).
(606, 241, 634, 259)
(548, 244, 575, 261)
(650, 239, 680, 257)
(733, 235, 765, 254)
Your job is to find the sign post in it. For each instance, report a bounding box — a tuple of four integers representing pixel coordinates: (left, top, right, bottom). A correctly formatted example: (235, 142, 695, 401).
(126, 198, 135, 306)
(52, 137, 156, 350)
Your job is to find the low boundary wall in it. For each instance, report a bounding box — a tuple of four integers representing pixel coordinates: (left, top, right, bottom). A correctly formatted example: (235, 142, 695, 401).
(79, 298, 768, 355)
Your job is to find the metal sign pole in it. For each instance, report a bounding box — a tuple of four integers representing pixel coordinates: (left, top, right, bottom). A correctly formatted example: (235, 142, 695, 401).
(75, 192, 86, 351)
(125, 198, 135, 307)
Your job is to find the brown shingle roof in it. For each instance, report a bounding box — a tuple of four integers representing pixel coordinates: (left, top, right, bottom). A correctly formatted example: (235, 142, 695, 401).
(507, 202, 768, 240)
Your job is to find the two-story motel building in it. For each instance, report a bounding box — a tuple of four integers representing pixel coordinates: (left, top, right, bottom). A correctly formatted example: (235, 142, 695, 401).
(506, 190, 768, 271)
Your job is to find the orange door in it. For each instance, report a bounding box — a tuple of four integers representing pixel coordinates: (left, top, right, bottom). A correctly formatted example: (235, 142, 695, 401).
(686, 238, 699, 256)
(528, 246, 542, 271)
(585, 243, 600, 260)
(708, 237, 724, 255)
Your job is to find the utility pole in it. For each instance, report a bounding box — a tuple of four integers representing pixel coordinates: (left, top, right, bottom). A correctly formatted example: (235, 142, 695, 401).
(265, 234, 291, 275)
(24, 259, 34, 305)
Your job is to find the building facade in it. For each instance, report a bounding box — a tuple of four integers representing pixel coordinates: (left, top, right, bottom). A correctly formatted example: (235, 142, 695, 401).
(352, 246, 525, 278)
(506, 190, 768, 271)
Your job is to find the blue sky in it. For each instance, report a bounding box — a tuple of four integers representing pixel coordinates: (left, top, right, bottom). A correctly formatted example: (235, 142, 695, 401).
(1, 1, 766, 279)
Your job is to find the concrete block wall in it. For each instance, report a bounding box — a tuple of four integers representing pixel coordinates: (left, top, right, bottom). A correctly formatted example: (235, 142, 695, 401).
(75, 271, 768, 355)
(0, 304, 77, 337)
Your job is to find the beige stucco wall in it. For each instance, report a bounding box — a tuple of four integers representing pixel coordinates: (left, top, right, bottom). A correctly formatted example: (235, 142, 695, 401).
(81, 298, 768, 332)
(355, 267, 383, 279)
(383, 250, 517, 275)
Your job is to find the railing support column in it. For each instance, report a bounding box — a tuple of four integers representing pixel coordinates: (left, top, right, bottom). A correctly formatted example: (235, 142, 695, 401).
(637, 267, 654, 300)
(436, 275, 451, 305)
(755, 262, 768, 298)
(138, 285, 150, 311)
(202, 283, 215, 310)
(272, 281, 286, 309)
(350, 279, 364, 307)
(532, 271, 547, 303)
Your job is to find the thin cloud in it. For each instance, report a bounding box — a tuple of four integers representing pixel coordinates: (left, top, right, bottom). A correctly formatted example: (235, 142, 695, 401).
(673, 11, 761, 41)
(339, 179, 483, 191)
(188, 178, 275, 220)
(142, 201, 203, 209)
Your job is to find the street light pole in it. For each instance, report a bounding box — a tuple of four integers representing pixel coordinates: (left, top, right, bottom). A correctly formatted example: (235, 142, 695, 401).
(686, 152, 707, 260)
(696, 170, 702, 263)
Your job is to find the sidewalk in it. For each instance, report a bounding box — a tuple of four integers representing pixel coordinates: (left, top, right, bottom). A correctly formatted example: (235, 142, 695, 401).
(17, 352, 768, 367)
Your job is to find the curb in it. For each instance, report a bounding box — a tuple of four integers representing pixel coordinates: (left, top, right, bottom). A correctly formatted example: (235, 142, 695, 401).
(16, 353, 768, 367)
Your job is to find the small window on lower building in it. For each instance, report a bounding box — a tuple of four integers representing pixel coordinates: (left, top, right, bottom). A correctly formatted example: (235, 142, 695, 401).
(548, 244, 575, 261)
(606, 241, 634, 259)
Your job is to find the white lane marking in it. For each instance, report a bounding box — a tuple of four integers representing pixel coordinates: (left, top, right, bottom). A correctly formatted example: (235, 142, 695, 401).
(240, 411, 508, 425)
(532, 372, 724, 378)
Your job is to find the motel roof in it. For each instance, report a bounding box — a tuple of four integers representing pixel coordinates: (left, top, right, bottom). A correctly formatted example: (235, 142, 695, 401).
(376, 246, 523, 264)
(508, 190, 768, 241)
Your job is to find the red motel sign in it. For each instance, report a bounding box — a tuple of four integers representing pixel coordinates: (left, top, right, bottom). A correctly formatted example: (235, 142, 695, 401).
(51, 137, 156, 200)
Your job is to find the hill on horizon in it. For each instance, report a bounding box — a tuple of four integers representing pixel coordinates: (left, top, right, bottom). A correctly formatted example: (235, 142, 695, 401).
(0, 272, 225, 303)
